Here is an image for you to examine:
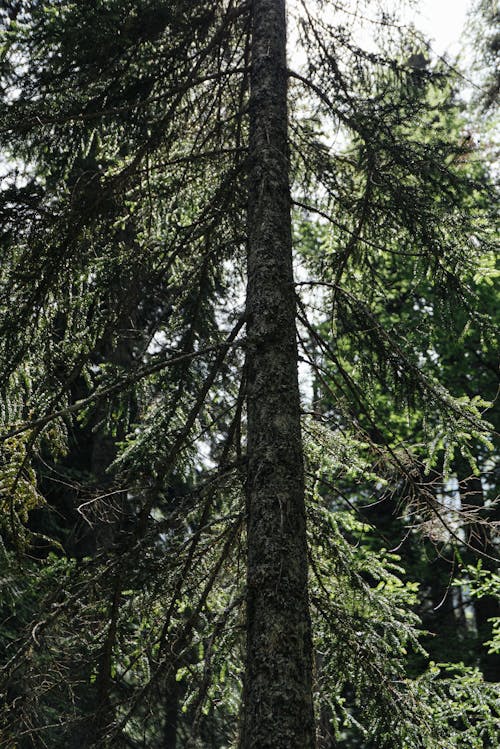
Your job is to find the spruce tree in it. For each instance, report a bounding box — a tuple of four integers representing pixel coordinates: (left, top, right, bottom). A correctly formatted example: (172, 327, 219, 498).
(0, 2, 498, 747)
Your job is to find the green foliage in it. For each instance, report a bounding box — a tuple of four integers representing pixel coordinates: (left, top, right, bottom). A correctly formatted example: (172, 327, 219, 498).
(461, 564, 500, 654)
(0, 0, 498, 747)
(303, 420, 500, 747)
(0, 431, 45, 544)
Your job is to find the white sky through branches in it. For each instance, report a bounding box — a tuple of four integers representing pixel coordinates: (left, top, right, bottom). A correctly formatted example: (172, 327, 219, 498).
(407, 0, 470, 56)
(291, 0, 473, 403)
(288, 0, 471, 62)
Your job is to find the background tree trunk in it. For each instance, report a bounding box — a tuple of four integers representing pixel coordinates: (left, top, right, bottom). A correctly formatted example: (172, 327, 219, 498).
(243, 1, 315, 746)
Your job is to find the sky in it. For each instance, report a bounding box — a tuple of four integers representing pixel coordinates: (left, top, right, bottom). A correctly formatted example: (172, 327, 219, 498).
(288, 0, 474, 72)
(408, 0, 471, 56)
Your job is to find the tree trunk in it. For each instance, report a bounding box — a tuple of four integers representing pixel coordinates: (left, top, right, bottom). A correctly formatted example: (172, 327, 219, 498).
(163, 669, 179, 749)
(243, 1, 315, 747)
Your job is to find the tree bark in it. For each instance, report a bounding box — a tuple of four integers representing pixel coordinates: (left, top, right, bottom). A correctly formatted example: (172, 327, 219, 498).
(243, 1, 315, 747)
(163, 669, 179, 749)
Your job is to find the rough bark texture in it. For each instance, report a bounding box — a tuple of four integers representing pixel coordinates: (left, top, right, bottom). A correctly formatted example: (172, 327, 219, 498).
(243, 1, 315, 746)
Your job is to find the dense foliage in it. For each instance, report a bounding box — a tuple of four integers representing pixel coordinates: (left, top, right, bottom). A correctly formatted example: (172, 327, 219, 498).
(0, 1, 498, 747)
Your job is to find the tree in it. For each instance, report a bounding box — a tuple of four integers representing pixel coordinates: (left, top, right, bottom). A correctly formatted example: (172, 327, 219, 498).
(469, 0, 500, 112)
(0, 1, 498, 747)
(296, 13, 499, 674)
(0, 3, 314, 744)
(244, 1, 314, 746)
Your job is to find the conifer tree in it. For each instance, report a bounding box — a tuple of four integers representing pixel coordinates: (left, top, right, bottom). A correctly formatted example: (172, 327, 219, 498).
(0, 2, 498, 747)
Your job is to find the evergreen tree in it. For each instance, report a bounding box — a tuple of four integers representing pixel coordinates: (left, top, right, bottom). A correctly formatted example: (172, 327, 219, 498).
(0, 1, 498, 747)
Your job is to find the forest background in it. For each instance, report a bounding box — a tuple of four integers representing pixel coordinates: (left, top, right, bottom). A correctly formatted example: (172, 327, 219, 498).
(0, 0, 498, 747)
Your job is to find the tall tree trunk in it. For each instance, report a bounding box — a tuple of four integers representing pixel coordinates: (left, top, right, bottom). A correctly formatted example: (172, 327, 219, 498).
(243, 1, 315, 747)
